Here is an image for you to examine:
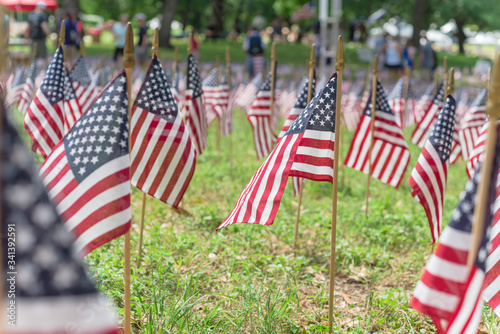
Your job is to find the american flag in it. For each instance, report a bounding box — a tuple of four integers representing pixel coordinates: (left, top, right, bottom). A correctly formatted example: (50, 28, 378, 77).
(409, 95, 456, 243)
(170, 62, 182, 105)
(185, 54, 207, 155)
(248, 71, 277, 159)
(219, 71, 232, 137)
(69, 56, 99, 113)
(63, 71, 83, 134)
(343, 85, 364, 132)
(279, 76, 314, 197)
(459, 89, 487, 160)
(5, 67, 26, 109)
(413, 83, 434, 124)
(24, 46, 65, 158)
(411, 83, 444, 148)
(17, 60, 38, 115)
(216, 73, 337, 230)
(466, 121, 490, 179)
(202, 68, 223, 126)
(387, 76, 414, 128)
(236, 74, 261, 111)
(39, 72, 131, 256)
(344, 80, 410, 188)
(1, 104, 119, 334)
(411, 130, 500, 333)
(131, 56, 196, 208)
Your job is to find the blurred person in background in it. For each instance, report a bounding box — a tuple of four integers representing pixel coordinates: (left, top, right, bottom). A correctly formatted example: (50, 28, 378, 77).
(384, 36, 403, 80)
(243, 26, 266, 78)
(26, 2, 51, 64)
(113, 14, 128, 62)
(419, 34, 436, 81)
(252, 12, 266, 31)
(135, 13, 149, 67)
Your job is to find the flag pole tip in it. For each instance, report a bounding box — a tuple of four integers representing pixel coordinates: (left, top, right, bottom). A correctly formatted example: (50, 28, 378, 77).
(123, 22, 135, 69)
(152, 27, 159, 57)
(335, 35, 344, 72)
(447, 67, 454, 95)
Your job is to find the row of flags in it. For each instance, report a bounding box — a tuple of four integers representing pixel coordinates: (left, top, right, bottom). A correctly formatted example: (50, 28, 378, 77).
(0, 40, 497, 333)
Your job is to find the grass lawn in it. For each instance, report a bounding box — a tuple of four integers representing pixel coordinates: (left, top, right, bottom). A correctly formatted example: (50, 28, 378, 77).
(8, 35, 495, 333)
(69, 106, 499, 333)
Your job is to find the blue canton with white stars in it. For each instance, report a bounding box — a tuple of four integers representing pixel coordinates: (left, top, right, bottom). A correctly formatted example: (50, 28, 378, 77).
(432, 83, 444, 105)
(135, 56, 179, 123)
(64, 71, 77, 100)
(2, 108, 96, 297)
(472, 89, 487, 108)
(448, 126, 500, 270)
(364, 80, 392, 117)
(40, 46, 65, 105)
(12, 67, 26, 87)
(187, 55, 203, 99)
(202, 68, 218, 87)
(260, 71, 272, 92)
(294, 77, 313, 110)
(64, 72, 128, 183)
(387, 77, 412, 100)
(69, 56, 92, 87)
(429, 95, 456, 163)
(27, 61, 37, 83)
(285, 73, 336, 135)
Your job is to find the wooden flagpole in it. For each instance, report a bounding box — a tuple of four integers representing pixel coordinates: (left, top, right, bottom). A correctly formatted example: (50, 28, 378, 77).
(123, 22, 135, 334)
(136, 28, 160, 268)
(402, 64, 411, 126)
(468, 53, 500, 267)
(442, 56, 448, 104)
(216, 55, 221, 151)
(270, 42, 276, 133)
(0, 7, 6, 334)
(80, 38, 85, 57)
(293, 44, 315, 250)
(226, 47, 233, 169)
(365, 54, 378, 217)
(328, 35, 344, 333)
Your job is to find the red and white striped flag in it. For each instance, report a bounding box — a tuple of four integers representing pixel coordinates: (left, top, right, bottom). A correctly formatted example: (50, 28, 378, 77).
(203, 68, 229, 127)
(217, 73, 337, 230)
(411, 83, 444, 148)
(39, 72, 131, 256)
(343, 86, 363, 132)
(409, 95, 456, 243)
(69, 56, 99, 113)
(344, 80, 410, 188)
(219, 71, 232, 137)
(2, 105, 119, 334)
(185, 54, 208, 155)
(466, 121, 490, 178)
(5, 67, 26, 109)
(279, 75, 315, 197)
(459, 89, 487, 161)
(24, 46, 65, 158)
(17, 61, 38, 115)
(63, 71, 83, 134)
(131, 56, 196, 208)
(387, 76, 414, 128)
(413, 83, 435, 124)
(236, 74, 261, 111)
(411, 128, 500, 333)
(248, 71, 277, 159)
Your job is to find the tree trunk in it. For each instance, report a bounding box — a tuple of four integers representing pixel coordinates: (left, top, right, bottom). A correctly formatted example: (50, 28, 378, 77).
(210, 0, 224, 35)
(411, 0, 426, 47)
(159, 0, 180, 48)
(455, 19, 467, 54)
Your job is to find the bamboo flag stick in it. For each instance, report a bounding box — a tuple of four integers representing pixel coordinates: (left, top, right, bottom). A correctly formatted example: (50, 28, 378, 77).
(328, 35, 344, 333)
(293, 44, 315, 250)
(270, 42, 276, 133)
(216, 55, 221, 151)
(136, 28, 159, 268)
(365, 54, 378, 217)
(173, 46, 179, 78)
(402, 65, 411, 125)
(468, 53, 500, 267)
(123, 22, 135, 334)
(433, 70, 439, 96)
(80, 38, 86, 56)
(188, 32, 193, 56)
(226, 46, 233, 169)
(443, 56, 448, 104)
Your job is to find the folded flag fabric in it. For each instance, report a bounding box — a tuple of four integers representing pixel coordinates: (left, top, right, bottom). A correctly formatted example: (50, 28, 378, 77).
(409, 95, 456, 244)
(39, 72, 131, 256)
(411, 121, 500, 333)
(411, 83, 444, 148)
(5, 67, 26, 109)
(131, 55, 197, 208)
(69, 55, 99, 113)
(217, 73, 337, 230)
(24, 46, 65, 158)
(345, 80, 410, 188)
(1, 102, 119, 334)
(459, 89, 487, 161)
